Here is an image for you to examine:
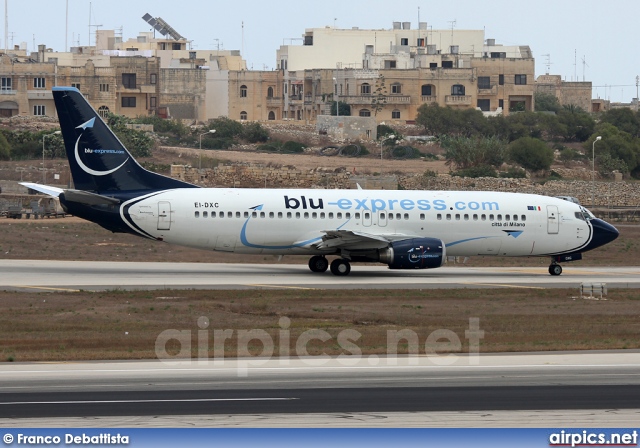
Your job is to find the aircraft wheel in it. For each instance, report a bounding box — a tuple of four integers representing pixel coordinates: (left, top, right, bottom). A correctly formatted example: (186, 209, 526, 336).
(548, 264, 563, 276)
(308, 256, 329, 273)
(330, 258, 351, 276)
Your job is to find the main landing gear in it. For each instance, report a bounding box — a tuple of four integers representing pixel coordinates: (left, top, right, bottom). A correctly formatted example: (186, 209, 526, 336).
(308, 256, 351, 276)
(548, 263, 563, 276)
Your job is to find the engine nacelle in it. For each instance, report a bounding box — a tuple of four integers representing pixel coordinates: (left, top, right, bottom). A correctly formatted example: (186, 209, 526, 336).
(378, 238, 445, 270)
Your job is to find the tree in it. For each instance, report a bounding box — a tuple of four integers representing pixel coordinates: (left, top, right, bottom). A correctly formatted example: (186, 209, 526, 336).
(416, 103, 458, 136)
(206, 117, 243, 139)
(534, 92, 561, 112)
(440, 135, 507, 170)
(241, 122, 269, 143)
(329, 101, 351, 116)
(371, 74, 387, 116)
(0, 132, 9, 160)
(508, 137, 554, 172)
(600, 108, 640, 138)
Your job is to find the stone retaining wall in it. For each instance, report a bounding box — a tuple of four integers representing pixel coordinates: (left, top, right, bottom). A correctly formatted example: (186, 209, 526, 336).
(171, 163, 640, 208)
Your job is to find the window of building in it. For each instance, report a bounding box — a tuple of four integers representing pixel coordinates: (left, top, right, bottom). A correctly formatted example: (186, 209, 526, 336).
(268, 111, 276, 120)
(33, 105, 45, 116)
(499, 99, 504, 108)
(149, 97, 157, 108)
(121, 97, 136, 108)
(240, 111, 247, 120)
(391, 83, 402, 94)
(71, 83, 80, 90)
(421, 84, 433, 96)
(417, 38, 425, 47)
(392, 109, 401, 119)
(99, 83, 109, 92)
(267, 86, 274, 98)
(359, 109, 371, 117)
(478, 76, 491, 89)
(491, 52, 506, 59)
(451, 84, 465, 96)
(1, 77, 12, 91)
(122, 73, 136, 89)
(150, 73, 157, 85)
(33, 77, 45, 89)
(515, 74, 527, 85)
(98, 106, 110, 118)
(360, 83, 371, 95)
(429, 62, 438, 69)
(172, 43, 181, 50)
(477, 99, 490, 111)
(240, 85, 247, 97)
(442, 60, 454, 68)
(400, 38, 408, 46)
(384, 60, 397, 69)
(499, 74, 505, 86)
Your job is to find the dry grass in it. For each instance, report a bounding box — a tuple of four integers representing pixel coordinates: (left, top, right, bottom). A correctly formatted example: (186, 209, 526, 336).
(1, 288, 639, 362)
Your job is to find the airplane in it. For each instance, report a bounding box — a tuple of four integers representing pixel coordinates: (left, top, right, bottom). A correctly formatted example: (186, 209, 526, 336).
(23, 86, 619, 276)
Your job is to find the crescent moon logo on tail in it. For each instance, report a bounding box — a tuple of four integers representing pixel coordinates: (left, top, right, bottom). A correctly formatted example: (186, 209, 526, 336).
(74, 117, 129, 176)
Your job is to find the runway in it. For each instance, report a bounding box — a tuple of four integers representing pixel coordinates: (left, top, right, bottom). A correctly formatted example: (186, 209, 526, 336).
(0, 352, 639, 427)
(0, 260, 639, 291)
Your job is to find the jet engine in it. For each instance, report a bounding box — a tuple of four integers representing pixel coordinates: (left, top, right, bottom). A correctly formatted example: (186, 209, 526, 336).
(378, 238, 445, 270)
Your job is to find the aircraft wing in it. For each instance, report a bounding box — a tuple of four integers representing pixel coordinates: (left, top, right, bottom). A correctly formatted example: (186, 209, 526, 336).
(314, 229, 422, 250)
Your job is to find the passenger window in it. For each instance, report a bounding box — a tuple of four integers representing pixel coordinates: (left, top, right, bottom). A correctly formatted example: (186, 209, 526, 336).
(481, 214, 486, 221)
(346, 213, 351, 219)
(320, 212, 325, 219)
(296, 212, 301, 219)
(329, 212, 334, 219)
(365, 212, 370, 219)
(473, 214, 478, 221)
(243, 212, 248, 218)
(236, 212, 241, 218)
(212, 211, 217, 218)
(464, 214, 469, 221)
(287, 212, 292, 218)
(446, 214, 452, 220)
(260, 212, 265, 218)
(389, 214, 394, 220)
(312, 212, 317, 219)
(337, 213, 342, 219)
(489, 214, 494, 221)
(355, 213, 361, 219)
(221, 212, 225, 219)
(278, 212, 283, 218)
(513, 215, 518, 222)
(202, 211, 208, 218)
(269, 212, 274, 218)
(455, 214, 460, 220)
(419, 213, 425, 220)
(522, 215, 526, 221)
(304, 212, 309, 219)
(396, 213, 401, 220)
(195, 211, 200, 218)
(404, 213, 409, 220)
(497, 214, 502, 221)
(437, 214, 442, 220)
(505, 214, 510, 221)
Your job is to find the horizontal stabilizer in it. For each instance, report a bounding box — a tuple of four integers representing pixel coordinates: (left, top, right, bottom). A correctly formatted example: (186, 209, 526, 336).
(62, 189, 121, 206)
(20, 182, 64, 197)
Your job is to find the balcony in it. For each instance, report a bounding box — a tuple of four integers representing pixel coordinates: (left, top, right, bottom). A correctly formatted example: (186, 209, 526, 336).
(478, 85, 498, 95)
(421, 95, 437, 103)
(0, 89, 17, 95)
(27, 90, 53, 100)
(266, 96, 282, 106)
(445, 95, 472, 105)
(341, 95, 411, 105)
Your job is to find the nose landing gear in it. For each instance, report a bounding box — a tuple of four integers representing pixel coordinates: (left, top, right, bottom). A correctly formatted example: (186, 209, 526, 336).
(548, 263, 563, 276)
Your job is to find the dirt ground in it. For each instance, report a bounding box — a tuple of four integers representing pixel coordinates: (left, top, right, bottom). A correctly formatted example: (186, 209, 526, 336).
(1, 287, 639, 362)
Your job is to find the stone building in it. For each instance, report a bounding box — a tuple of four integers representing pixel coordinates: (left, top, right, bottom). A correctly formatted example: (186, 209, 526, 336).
(535, 74, 592, 112)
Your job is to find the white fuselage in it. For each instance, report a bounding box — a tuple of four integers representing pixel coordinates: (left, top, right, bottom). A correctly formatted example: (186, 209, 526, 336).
(121, 189, 591, 258)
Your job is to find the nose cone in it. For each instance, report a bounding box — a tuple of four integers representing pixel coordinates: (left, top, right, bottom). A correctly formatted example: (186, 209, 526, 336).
(584, 219, 620, 252)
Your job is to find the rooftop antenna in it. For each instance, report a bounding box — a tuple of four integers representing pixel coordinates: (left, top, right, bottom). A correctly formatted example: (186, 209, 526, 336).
(542, 54, 552, 75)
(448, 19, 456, 42)
(573, 49, 577, 82)
(581, 55, 589, 82)
(65, 0, 68, 51)
(88, 3, 102, 47)
(241, 21, 244, 59)
(636, 75, 639, 101)
(4, 0, 7, 54)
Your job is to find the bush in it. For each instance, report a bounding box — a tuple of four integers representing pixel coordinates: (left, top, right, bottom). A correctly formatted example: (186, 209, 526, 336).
(241, 122, 269, 143)
(201, 137, 235, 150)
(451, 165, 498, 178)
(0, 132, 9, 160)
(499, 167, 527, 178)
(207, 117, 243, 139)
(134, 115, 189, 137)
(282, 141, 306, 153)
(509, 137, 554, 172)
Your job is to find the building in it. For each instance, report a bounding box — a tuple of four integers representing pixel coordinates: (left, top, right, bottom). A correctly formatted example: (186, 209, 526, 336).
(535, 75, 592, 112)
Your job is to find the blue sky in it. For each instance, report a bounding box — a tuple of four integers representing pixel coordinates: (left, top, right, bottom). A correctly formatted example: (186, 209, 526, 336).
(9, 0, 640, 102)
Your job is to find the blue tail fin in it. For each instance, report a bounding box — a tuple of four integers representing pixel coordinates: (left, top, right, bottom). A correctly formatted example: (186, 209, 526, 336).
(53, 86, 196, 193)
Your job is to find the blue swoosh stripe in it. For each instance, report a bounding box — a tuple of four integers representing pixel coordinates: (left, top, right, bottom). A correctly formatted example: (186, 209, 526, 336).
(446, 236, 491, 247)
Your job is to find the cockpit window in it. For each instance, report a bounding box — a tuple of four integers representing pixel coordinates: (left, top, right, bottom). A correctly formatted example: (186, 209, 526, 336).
(576, 207, 595, 221)
(575, 212, 587, 221)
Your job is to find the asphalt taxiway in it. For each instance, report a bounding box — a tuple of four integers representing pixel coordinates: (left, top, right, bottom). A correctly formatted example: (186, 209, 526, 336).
(0, 260, 638, 291)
